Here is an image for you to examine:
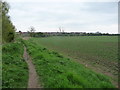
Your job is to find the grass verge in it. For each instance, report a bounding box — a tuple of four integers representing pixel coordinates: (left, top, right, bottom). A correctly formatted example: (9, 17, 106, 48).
(2, 41, 28, 88)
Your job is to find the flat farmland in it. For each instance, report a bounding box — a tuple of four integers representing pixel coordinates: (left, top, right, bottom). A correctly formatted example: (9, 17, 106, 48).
(30, 36, 118, 85)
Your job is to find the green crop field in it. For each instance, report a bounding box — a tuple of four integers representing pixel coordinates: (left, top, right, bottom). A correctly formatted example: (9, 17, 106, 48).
(29, 36, 118, 85)
(23, 39, 115, 88)
(2, 41, 28, 88)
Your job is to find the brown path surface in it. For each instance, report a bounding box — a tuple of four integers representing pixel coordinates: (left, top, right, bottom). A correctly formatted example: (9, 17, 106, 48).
(23, 46, 41, 88)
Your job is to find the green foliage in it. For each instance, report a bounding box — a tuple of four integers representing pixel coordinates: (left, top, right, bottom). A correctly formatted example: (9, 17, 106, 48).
(23, 39, 115, 88)
(1, 1, 15, 43)
(34, 32, 45, 37)
(2, 42, 28, 88)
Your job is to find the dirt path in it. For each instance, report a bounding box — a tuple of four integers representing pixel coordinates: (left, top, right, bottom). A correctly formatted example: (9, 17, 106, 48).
(23, 46, 41, 88)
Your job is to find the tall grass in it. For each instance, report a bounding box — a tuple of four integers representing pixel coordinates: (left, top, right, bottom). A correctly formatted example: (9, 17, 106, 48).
(2, 41, 28, 88)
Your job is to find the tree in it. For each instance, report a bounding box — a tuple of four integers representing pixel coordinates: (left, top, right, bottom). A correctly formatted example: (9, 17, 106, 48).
(0, 1, 2, 43)
(36, 32, 45, 37)
(29, 26, 36, 37)
(1, 1, 15, 43)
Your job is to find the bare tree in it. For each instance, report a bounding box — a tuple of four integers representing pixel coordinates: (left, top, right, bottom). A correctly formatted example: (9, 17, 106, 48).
(59, 27, 62, 32)
(29, 26, 36, 37)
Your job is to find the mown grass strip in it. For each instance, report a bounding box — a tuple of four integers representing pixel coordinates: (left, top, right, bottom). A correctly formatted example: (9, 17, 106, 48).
(23, 39, 115, 88)
(2, 41, 28, 88)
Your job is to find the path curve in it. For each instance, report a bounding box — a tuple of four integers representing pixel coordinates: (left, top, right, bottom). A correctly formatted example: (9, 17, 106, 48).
(23, 46, 41, 88)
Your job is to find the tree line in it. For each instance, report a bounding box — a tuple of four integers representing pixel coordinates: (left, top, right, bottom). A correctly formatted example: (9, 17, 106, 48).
(22, 30, 119, 37)
(21, 27, 119, 37)
(1, 1, 16, 43)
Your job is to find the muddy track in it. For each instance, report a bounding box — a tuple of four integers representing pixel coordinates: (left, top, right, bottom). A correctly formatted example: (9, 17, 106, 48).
(23, 46, 41, 88)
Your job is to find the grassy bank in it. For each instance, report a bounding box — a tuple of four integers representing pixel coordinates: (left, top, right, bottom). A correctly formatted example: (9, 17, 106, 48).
(30, 36, 118, 83)
(2, 41, 28, 88)
(23, 39, 115, 88)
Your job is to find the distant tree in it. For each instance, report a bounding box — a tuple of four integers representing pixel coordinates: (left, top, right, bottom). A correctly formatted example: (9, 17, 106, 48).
(35, 32, 45, 37)
(29, 26, 36, 37)
(59, 27, 62, 33)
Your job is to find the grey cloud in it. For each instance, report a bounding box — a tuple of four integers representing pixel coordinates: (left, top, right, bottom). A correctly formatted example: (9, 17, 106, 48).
(8, 1, 117, 33)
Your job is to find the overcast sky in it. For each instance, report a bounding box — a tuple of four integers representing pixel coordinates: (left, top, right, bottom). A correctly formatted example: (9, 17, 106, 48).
(5, 0, 118, 33)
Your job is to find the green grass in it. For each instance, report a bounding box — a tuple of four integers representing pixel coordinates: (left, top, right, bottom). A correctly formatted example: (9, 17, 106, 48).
(2, 41, 28, 88)
(30, 36, 118, 81)
(31, 36, 118, 61)
(23, 39, 115, 88)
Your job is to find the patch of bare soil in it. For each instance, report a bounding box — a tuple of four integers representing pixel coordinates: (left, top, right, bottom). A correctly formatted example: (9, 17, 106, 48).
(23, 46, 41, 88)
